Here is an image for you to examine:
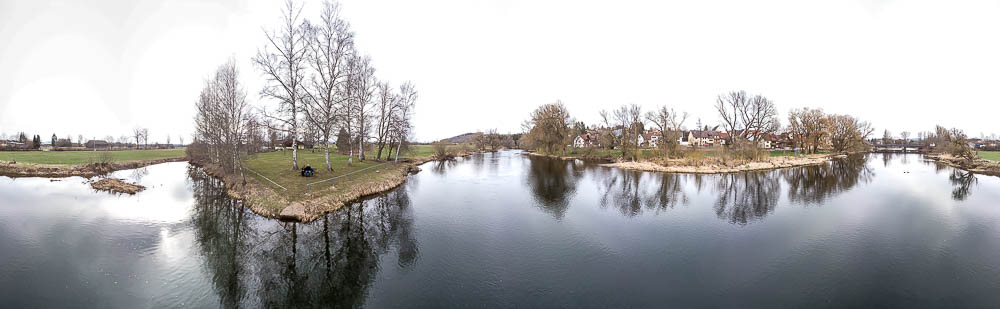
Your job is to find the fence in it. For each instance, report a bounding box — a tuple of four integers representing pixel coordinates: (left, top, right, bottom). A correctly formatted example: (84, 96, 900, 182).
(304, 162, 391, 193)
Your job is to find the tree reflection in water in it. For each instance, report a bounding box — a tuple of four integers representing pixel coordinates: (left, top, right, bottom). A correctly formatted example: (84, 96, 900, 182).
(524, 157, 580, 218)
(948, 170, 977, 201)
(430, 159, 458, 175)
(187, 167, 418, 308)
(782, 154, 874, 205)
(595, 167, 688, 217)
(129, 166, 149, 183)
(713, 171, 781, 225)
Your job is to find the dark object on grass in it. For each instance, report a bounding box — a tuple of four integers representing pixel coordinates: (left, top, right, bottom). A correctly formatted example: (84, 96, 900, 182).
(301, 165, 314, 177)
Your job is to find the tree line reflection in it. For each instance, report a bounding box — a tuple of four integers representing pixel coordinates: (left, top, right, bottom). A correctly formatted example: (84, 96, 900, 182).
(781, 154, 875, 205)
(524, 154, 881, 224)
(187, 167, 417, 308)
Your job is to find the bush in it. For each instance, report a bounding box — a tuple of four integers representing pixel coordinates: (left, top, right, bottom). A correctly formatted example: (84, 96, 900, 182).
(97, 151, 115, 165)
(432, 141, 450, 160)
(186, 140, 210, 163)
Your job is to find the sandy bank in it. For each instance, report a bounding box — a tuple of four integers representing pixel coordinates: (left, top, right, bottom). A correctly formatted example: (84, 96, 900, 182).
(601, 154, 834, 174)
(0, 157, 188, 178)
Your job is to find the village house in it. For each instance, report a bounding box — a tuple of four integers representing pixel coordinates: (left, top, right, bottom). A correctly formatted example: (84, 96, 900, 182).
(688, 130, 726, 147)
(85, 140, 109, 149)
(280, 138, 314, 150)
(0, 140, 27, 150)
(573, 133, 597, 148)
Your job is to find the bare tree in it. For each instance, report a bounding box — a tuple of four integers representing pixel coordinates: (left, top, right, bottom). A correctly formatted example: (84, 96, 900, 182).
(828, 114, 873, 152)
(193, 59, 253, 183)
(612, 104, 643, 160)
(302, 0, 353, 170)
(787, 107, 828, 153)
(132, 127, 144, 150)
(646, 105, 688, 158)
(715, 90, 779, 147)
(254, 0, 309, 170)
(77, 134, 84, 147)
(522, 101, 571, 154)
(373, 80, 400, 159)
(392, 82, 417, 161)
(104, 136, 114, 150)
(344, 53, 377, 162)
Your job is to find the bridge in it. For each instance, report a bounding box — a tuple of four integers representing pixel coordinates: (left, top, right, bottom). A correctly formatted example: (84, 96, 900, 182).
(871, 144, 928, 153)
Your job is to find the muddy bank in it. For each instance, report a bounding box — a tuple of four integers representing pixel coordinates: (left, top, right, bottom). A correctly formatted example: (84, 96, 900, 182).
(602, 154, 833, 174)
(926, 153, 1000, 177)
(0, 157, 188, 178)
(90, 178, 146, 194)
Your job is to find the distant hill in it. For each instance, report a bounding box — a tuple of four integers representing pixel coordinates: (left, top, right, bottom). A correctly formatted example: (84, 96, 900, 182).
(440, 133, 477, 144)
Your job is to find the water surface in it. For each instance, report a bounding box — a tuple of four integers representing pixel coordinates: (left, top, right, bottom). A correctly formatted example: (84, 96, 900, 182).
(2, 152, 1000, 307)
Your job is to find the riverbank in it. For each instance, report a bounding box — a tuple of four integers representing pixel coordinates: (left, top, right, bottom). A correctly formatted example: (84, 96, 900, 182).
(926, 153, 1000, 177)
(524, 150, 835, 173)
(193, 149, 480, 223)
(0, 157, 188, 178)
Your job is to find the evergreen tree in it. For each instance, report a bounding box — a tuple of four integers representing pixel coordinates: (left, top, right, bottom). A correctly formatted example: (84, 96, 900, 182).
(335, 127, 351, 154)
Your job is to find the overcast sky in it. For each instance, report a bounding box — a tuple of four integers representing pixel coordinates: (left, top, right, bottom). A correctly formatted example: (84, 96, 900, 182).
(2, 0, 999, 143)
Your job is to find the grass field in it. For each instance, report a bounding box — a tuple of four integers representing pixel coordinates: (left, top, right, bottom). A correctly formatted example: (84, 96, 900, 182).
(980, 151, 1000, 162)
(0, 148, 186, 165)
(243, 145, 433, 199)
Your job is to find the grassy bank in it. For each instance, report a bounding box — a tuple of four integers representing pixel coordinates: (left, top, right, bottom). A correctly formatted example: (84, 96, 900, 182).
(0, 148, 185, 165)
(224, 145, 437, 221)
(980, 151, 1000, 162)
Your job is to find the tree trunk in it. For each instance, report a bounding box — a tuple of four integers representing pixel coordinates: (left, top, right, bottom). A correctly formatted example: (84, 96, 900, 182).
(234, 145, 246, 185)
(292, 138, 299, 170)
(348, 142, 353, 167)
(394, 137, 403, 162)
(324, 140, 331, 171)
(358, 138, 364, 161)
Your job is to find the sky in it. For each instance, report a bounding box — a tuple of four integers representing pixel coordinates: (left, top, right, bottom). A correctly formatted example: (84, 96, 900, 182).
(2, 0, 1000, 143)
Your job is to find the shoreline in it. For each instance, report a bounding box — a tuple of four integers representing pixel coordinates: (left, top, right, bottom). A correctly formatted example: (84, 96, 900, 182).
(925, 153, 1000, 177)
(0, 157, 188, 178)
(523, 150, 836, 174)
(192, 152, 480, 223)
(522, 151, 613, 162)
(602, 154, 834, 174)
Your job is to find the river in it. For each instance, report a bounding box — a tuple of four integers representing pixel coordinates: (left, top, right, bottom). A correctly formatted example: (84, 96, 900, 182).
(2, 151, 1000, 307)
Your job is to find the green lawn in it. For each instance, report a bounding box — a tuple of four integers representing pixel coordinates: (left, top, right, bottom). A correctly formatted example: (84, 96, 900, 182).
(243, 145, 433, 199)
(980, 151, 1000, 162)
(0, 148, 186, 165)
